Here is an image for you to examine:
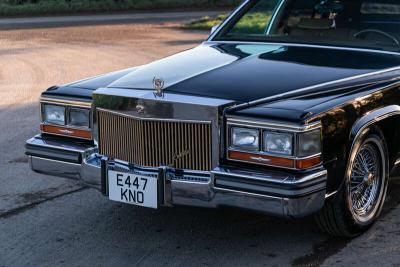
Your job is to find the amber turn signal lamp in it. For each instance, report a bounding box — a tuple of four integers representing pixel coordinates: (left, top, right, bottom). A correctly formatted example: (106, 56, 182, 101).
(295, 156, 322, 169)
(228, 151, 322, 170)
(228, 151, 295, 169)
(41, 124, 92, 139)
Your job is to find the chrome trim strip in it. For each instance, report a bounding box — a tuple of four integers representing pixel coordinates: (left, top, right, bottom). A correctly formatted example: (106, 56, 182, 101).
(93, 88, 234, 107)
(96, 108, 212, 124)
(214, 186, 282, 200)
(297, 153, 323, 161)
(30, 156, 81, 166)
(170, 179, 210, 185)
(205, 40, 400, 56)
(212, 169, 327, 185)
(266, 0, 286, 34)
(325, 191, 338, 199)
(40, 97, 92, 108)
(227, 118, 321, 132)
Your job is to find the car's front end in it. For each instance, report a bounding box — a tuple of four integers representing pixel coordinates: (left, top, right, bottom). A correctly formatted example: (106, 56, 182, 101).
(27, 85, 328, 217)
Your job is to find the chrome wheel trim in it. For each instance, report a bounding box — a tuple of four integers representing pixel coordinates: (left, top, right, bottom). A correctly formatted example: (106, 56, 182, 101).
(348, 138, 385, 224)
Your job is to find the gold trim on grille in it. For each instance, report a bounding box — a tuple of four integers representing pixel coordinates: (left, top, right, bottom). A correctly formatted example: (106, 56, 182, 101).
(98, 109, 212, 171)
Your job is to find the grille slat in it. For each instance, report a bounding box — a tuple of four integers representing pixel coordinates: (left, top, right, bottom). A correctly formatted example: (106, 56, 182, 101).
(98, 110, 212, 171)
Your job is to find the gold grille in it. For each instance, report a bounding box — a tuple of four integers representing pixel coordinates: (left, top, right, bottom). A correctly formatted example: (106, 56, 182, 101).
(97, 109, 212, 171)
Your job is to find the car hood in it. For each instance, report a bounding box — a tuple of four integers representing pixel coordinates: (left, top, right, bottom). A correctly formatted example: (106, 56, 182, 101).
(68, 43, 400, 103)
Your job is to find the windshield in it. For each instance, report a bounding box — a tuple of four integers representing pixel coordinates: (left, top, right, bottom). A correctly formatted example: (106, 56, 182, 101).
(215, 0, 400, 52)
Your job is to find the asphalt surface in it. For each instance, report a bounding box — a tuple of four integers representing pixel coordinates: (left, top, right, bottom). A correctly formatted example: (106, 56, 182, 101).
(0, 11, 224, 30)
(1, 12, 400, 267)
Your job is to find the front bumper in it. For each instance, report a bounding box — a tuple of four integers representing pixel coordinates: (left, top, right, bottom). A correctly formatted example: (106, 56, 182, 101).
(26, 135, 327, 218)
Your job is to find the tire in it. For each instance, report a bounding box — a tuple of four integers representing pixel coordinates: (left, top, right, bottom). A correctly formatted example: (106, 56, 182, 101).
(315, 126, 389, 237)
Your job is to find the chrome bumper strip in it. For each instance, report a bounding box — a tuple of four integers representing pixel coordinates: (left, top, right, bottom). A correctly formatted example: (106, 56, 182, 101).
(26, 135, 327, 218)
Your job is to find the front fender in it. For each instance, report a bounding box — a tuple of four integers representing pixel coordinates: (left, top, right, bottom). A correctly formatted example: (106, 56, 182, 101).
(349, 105, 400, 149)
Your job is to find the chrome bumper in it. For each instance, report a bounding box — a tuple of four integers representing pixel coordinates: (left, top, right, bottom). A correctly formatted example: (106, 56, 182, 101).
(26, 135, 327, 218)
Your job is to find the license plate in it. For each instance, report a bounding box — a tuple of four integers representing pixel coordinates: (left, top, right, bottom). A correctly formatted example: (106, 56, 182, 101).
(108, 170, 158, 209)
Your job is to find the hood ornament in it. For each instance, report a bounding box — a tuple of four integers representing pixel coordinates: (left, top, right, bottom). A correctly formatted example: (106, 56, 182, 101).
(153, 77, 165, 98)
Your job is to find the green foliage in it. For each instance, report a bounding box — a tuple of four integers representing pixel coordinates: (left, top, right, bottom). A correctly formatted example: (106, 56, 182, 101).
(183, 14, 227, 30)
(0, 0, 242, 16)
(230, 12, 272, 34)
(183, 12, 272, 31)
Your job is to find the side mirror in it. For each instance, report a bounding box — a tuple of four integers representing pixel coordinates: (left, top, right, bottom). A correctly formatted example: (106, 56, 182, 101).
(211, 24, 220, 34)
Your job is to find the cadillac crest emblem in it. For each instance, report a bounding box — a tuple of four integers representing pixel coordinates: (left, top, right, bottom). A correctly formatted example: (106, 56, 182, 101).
(153, 77, 165, 97)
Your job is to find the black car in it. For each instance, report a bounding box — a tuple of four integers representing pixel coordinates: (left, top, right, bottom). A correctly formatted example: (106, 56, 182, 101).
(26, 0, 400, 237)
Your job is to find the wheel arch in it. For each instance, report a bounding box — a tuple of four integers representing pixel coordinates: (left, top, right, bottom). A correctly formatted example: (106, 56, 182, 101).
(349, 105, 400, 172)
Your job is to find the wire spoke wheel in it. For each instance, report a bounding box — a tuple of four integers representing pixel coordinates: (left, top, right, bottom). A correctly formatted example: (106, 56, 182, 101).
(348, 140, 383, 223)
(315, 129, 388, 237)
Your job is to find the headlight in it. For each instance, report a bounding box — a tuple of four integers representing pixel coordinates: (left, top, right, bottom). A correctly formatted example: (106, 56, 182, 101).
(231, 127, 260, 151)
(298, 129, 321, 157)
(43, 104, 65, 125)
(68, 108, 90, 128)
(263, 132, 293, 156)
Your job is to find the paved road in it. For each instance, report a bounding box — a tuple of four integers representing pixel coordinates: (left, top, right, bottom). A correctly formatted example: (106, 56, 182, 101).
(0, 11, 224, 29)
(1, 13, 400, 266)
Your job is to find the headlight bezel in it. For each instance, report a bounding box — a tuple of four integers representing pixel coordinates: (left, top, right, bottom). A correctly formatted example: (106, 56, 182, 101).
(40, 99, 92, 140)
(227, 118, 322, 170)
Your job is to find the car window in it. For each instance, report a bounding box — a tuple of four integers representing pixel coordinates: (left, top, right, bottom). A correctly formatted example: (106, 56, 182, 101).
(216, 0, 400, 52)
(229, 0, 280, 35)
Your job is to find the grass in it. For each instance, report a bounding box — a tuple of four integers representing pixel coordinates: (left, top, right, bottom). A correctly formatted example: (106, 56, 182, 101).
(183, 14, 228, 30)
(230, 12, 272, 34)
(0, 0, 242, 17)
(183, 12, 272, 31)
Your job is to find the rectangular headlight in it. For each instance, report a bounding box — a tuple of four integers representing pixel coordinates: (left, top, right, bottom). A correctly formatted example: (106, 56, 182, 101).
(231, 127, 260, 151)
(298, 129, 322, 157)
(263, 131, 293, 156)
(42, 104, 65, 125)
(68, 108, 90, 128)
